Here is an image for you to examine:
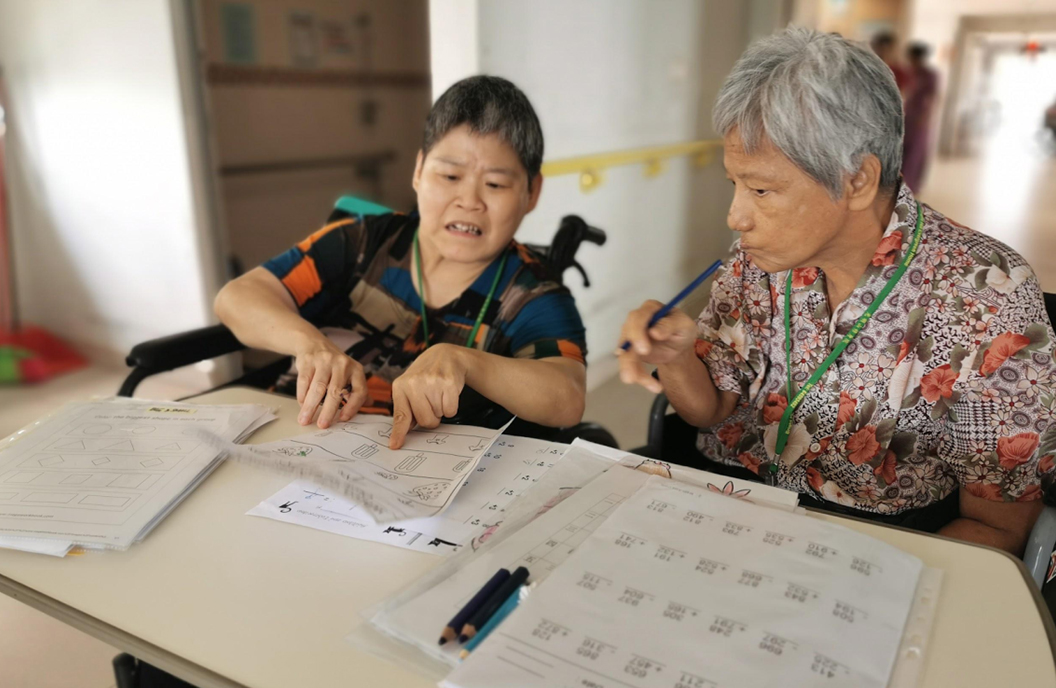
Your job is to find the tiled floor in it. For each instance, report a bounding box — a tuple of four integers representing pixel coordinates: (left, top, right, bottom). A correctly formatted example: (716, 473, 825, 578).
(2, 141, 1055, 686)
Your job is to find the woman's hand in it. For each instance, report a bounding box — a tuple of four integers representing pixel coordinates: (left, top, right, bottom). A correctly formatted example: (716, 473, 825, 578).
(294, 337, 368, 428)
(617, 300, 699, 393)
(389, 344, 469, 449)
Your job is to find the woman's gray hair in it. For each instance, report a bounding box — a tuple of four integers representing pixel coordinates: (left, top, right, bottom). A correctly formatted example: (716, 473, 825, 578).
(713, 27, 904, 198)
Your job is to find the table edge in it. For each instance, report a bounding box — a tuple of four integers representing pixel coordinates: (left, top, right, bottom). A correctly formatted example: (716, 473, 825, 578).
(0, 570, 248, 688)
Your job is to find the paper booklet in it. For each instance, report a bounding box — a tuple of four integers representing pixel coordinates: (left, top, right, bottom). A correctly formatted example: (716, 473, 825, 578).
(0, 399, 274, 553)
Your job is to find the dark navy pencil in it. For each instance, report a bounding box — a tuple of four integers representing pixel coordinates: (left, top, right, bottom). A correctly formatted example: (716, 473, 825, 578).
(439, 568, 510, 645)
(459, 566, 530, 642)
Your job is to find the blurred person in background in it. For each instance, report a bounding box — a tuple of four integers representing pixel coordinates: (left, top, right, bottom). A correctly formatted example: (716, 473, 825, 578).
(902, 42, 939, 192)
(870, 31, 908, 93)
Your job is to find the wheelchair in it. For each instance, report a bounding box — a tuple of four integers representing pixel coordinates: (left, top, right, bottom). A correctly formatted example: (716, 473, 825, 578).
(637, 292, 1056, 593)
(118, 195, 618, 448)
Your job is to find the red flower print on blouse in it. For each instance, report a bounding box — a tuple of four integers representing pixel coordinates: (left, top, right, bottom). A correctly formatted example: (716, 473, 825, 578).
(871, 230, 903, 267)
(1018, 484, 1043, 502)
(717, 422, 745, 450)
(1041, 455, 1055, 474)
(996, 432, 1040, 471)
(791, 267, 819, 288)
(966, 482, 1003, 501)
(873, 450, 897, 485)
(920, 364, 958, 403)
(695, 339, 714, 359)
(805, 436, 831, 462)
(806, 465, 824, 492)
(837, 391, 857, 427)
(737, 452, 761, 474)
(846, 426, 881, 465)
(762, 393, 788, 425)
(896, 340, 912, 364)
(980, 332, 1031, 377)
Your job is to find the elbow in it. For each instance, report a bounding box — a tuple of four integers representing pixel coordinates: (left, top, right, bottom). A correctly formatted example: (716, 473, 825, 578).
(214, 281, 236, 323)
(559, 394, 586, 427)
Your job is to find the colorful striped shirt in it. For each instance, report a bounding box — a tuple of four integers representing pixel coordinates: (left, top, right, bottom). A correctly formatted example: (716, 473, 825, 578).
(262, 211, 587, 415)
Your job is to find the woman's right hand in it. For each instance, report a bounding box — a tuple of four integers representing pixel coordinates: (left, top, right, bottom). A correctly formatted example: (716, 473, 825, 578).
(617, 300, 699, 393)
(294, 337, 368, 428)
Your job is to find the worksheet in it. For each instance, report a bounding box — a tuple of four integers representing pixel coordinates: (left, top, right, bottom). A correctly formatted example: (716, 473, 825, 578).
(0, 399, 274, 550)
(247, 436, 569, 555)
(444, 476, 924, 688)
(219, 415, 508, 523)
(371, 465, 653, 666)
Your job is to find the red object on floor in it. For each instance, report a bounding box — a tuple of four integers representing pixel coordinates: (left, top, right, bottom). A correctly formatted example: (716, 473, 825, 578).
(0, 326, 87, 383)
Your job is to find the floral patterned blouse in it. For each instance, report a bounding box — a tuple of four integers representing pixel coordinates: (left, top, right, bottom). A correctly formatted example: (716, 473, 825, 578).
(695, 183, 1055, 514)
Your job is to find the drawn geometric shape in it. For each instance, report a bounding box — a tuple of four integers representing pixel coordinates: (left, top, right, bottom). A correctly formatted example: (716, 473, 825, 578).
(453, 460, 469, 473)
(156, 442, 181, 451)
(140, 457, 164, 468)
(92, 457, 111, 466)
(396, 454, 428, 473)
(82, 424, 111, 435)
(108, 474, 149, 489)
(0, 492, 17, 500)
(101, 440, 134, 452)
(7, 471, 42, 484)
(23, 492, 76, 504)
(352, 444, 379, 459)
(54, 440, 86, 450)
(60, 474, 91, 485)
(80, 494, 130, 507)
(38, 456, 65, 467)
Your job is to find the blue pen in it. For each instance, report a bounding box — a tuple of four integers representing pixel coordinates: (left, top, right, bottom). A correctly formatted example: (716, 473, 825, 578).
(620, 259, 724, 351)
(459, 585, 526, 660)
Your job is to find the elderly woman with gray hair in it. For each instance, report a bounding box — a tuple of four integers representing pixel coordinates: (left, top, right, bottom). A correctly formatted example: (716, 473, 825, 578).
(619, 28, 1055, 555)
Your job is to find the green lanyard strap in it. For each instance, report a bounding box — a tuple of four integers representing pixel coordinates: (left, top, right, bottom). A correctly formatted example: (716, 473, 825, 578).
(774, 201, 924, 459)
(413, 229, 510, 350)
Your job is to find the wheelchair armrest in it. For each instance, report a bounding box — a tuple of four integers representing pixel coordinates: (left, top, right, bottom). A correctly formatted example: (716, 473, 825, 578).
(125, 324, 245, 372)
(647, 392, 670, 451)
(1024, 504, 1056, 590)
(120, 325, 246, 396)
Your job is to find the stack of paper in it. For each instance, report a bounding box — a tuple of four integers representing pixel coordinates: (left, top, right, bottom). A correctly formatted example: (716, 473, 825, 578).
(0, 399, 274, 555)
(247, 435, 570, 555)
(444, 475, 926, 688)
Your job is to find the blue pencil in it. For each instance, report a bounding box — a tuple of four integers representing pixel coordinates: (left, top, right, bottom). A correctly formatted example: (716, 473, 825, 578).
(619, 259, 724, 351)
(459, 585, 525, 660)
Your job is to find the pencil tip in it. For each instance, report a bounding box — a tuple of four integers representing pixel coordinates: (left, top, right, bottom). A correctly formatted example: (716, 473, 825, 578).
(458, 634, 468, 643)
(438, 637, 447, 646)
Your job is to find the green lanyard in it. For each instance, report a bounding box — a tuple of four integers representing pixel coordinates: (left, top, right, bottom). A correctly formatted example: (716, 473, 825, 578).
(773, 202, 924, 459)
(413, 229, 509, 349)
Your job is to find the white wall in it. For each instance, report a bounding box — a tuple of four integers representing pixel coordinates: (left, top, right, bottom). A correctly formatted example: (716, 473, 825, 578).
(430, 0, 755, 387)
(0, 0, 218, 359)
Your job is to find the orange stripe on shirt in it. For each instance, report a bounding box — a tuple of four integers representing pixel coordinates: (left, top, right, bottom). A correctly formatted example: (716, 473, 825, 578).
(281, 255, 323, 306)
(296, 218, 357, 253)
(557, 340, 585, 364)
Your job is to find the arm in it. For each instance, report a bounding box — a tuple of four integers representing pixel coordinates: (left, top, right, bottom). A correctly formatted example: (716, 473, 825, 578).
(387, 344, 585, 449)
(214, 267, 368, 428)
(618, 300, 739, 428)
(939, 491, 1043, 556)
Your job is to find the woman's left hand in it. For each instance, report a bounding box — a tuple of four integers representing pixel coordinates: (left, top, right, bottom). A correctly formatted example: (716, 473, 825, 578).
(389, 344, 469, 449)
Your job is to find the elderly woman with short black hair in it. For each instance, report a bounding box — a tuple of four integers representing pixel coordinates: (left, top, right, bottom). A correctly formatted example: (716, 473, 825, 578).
(619, 27, 1054, 555)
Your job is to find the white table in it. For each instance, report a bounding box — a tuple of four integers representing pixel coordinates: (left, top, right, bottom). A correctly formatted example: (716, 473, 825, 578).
(0, 387, 1053, 687)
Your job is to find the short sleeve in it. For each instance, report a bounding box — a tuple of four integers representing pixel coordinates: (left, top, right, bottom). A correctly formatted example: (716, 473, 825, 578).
(694, 252, 770, 401)
(942, 277, 1054, 502)
(262, 217, 364, 322)
(506, 292, 587, 365)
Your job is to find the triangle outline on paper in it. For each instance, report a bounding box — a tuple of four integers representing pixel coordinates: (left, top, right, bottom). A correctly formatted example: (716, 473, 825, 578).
(101, 440, 134, 451)
(156, 442, 181, 451)
(54, 440, 86, 450)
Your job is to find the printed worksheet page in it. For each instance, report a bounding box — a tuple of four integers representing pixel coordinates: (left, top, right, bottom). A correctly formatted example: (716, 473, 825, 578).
(221, 415, 508, 523)
(247, 436, 569, 555)
(445, 476, 923, 688)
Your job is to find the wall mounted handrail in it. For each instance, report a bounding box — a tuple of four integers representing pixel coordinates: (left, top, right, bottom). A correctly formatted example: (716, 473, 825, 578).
(540, 139, 722, 191)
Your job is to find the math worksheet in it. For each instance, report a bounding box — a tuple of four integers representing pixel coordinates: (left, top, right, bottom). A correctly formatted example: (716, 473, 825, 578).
(445, 476, 924, 688)
(222, 415, 508, 523)
(247, 436, 569, 555)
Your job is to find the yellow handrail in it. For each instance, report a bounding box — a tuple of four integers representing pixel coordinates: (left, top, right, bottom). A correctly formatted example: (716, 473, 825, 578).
(540, 139, 722, 192)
